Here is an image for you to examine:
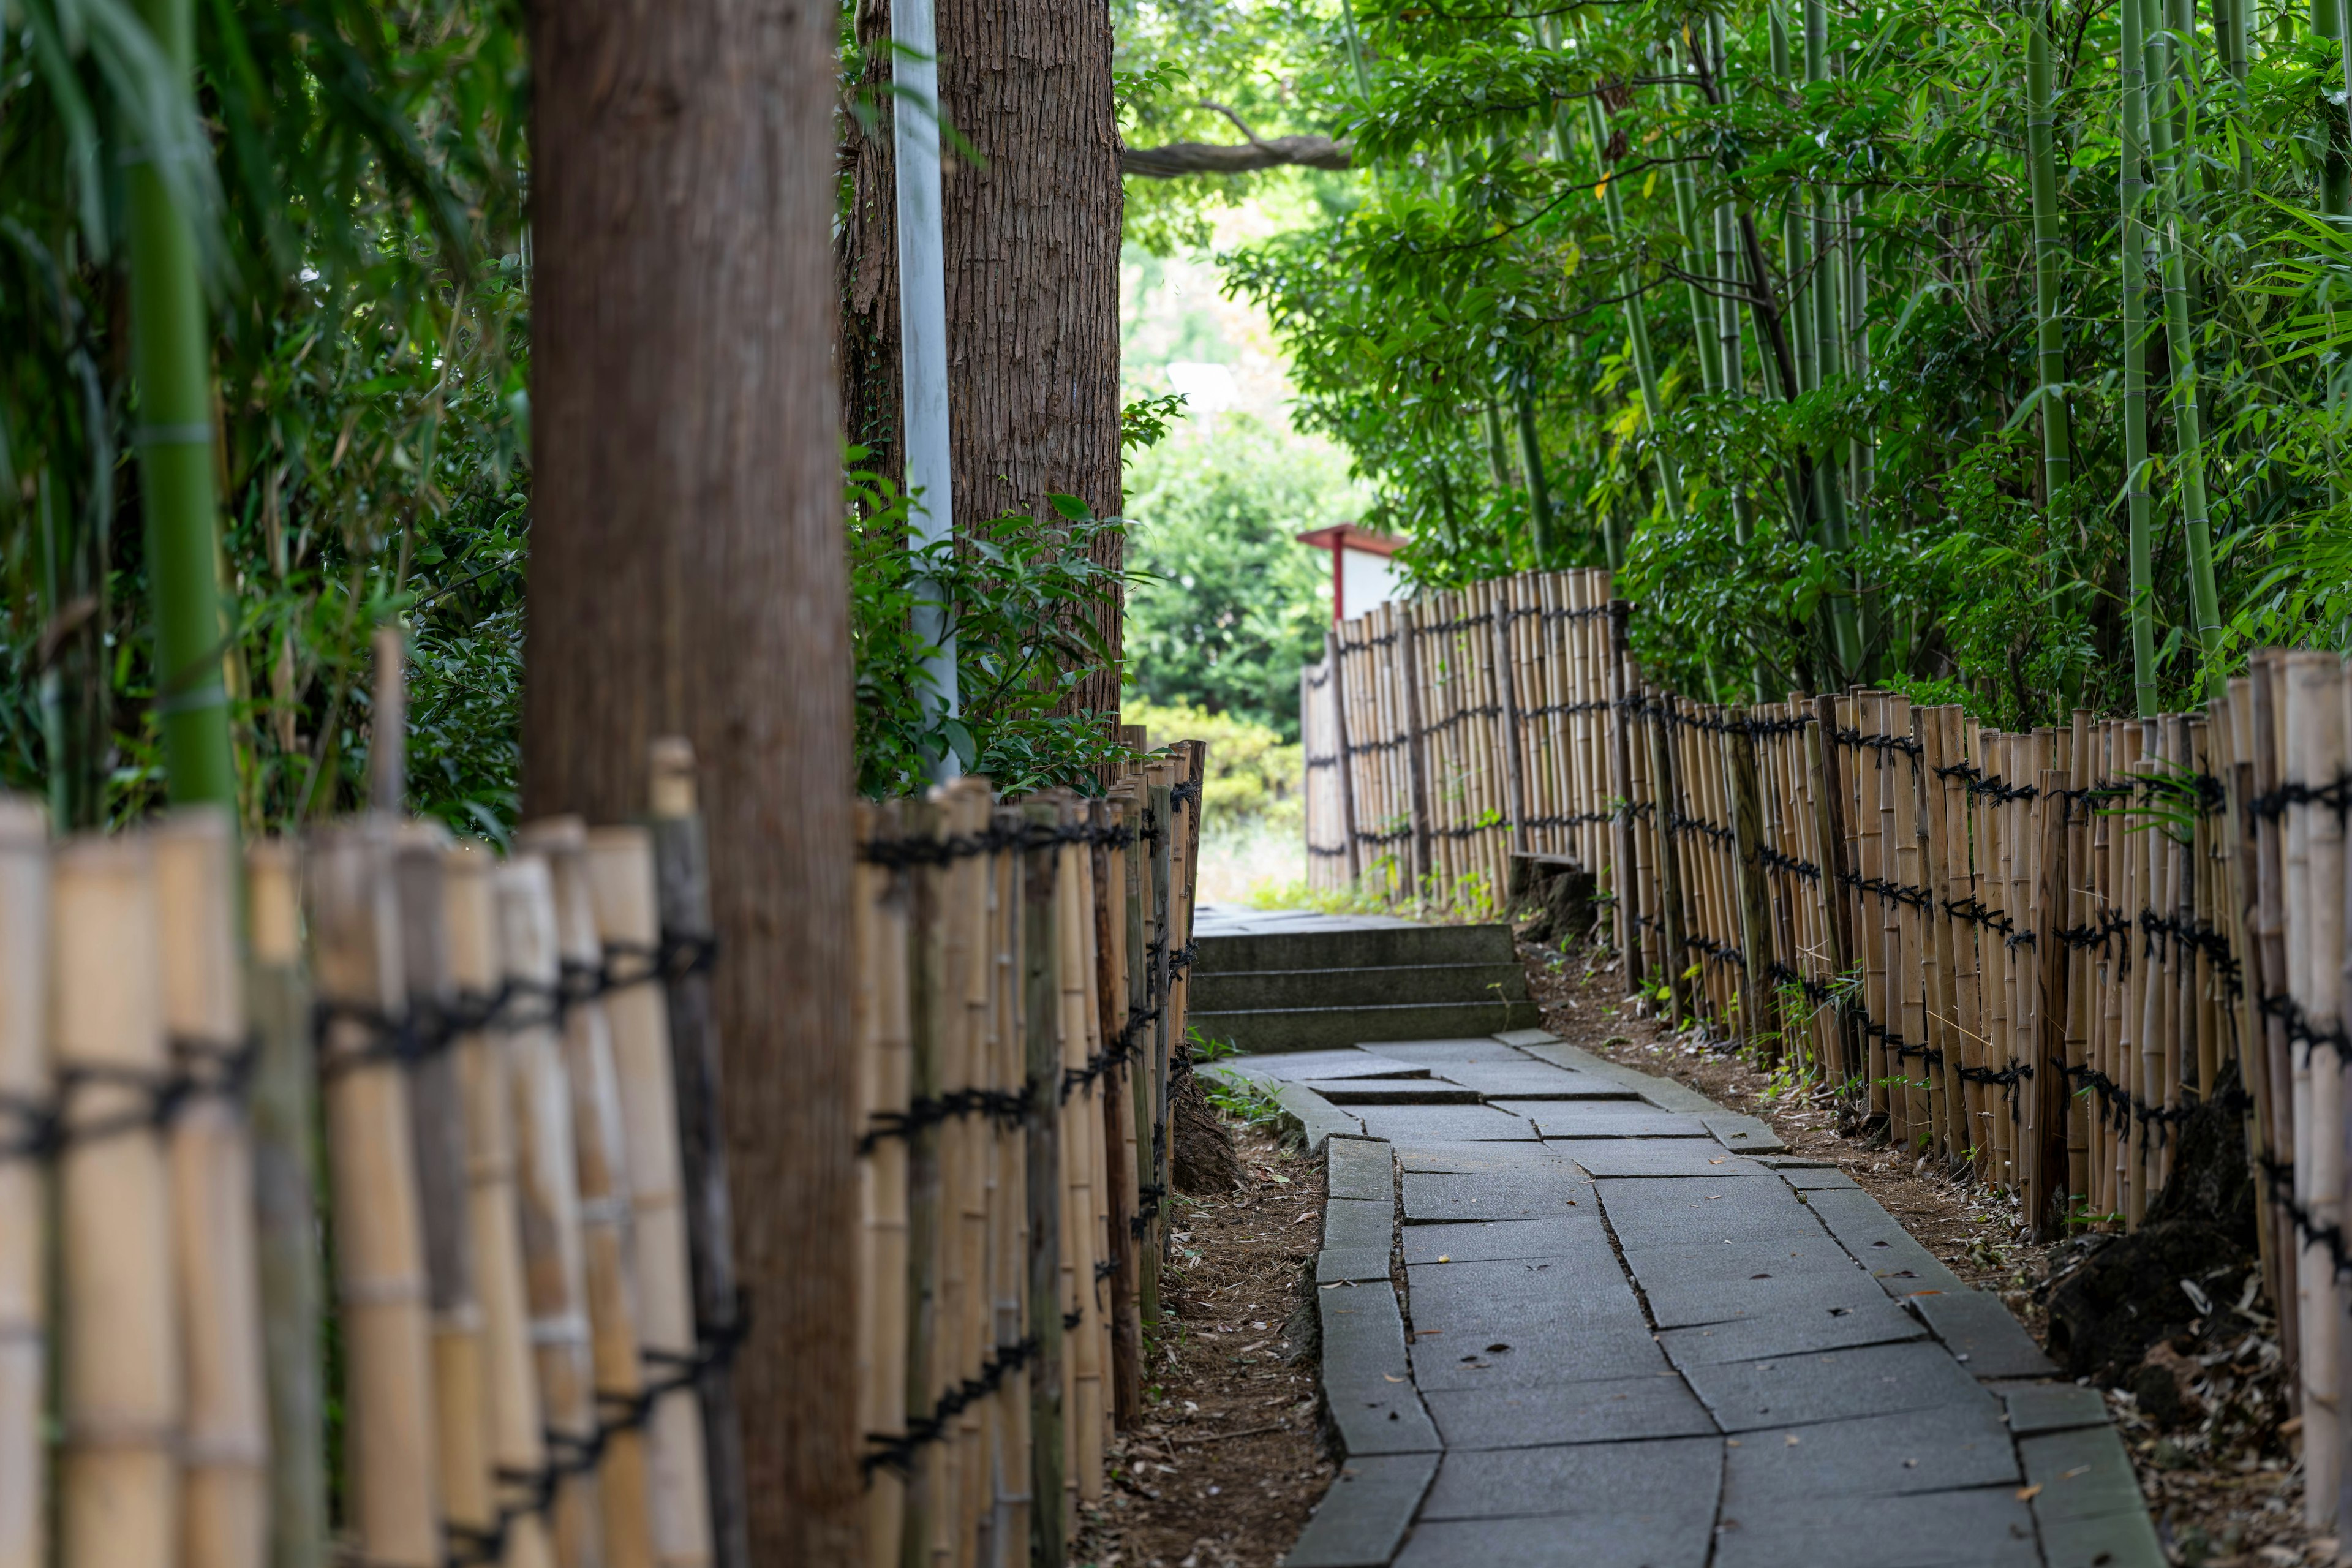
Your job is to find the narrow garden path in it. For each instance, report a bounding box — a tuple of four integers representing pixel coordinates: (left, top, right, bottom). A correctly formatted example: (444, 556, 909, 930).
(1198, 912, 2165, 1568)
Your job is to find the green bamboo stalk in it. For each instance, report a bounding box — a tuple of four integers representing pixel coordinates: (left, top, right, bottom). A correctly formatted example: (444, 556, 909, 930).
(1585, 91, 1683, 516)
(2318, 0, 2352, 503)
(2026, 0, 2073, 498)
(1482, 398, 1515, 490)
(2123, 0, 2160, 715)
(2146, 0, 2225, 671)
(1665, 47, 1723, 398)
(131, 0, 236, 810)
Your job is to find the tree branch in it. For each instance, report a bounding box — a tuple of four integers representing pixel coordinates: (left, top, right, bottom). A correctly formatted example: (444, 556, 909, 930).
(1120, 105, 1354, 178)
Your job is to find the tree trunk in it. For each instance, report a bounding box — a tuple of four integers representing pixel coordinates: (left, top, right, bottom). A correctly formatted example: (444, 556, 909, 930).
(523, 2, 859, 1562)
(839, 0, 1126, 721)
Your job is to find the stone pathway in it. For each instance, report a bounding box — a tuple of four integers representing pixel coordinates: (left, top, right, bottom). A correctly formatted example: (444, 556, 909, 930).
(1212, 1032, 2165, 1568)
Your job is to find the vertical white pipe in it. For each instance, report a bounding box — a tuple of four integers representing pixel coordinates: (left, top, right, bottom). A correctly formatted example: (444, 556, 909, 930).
(893, 0, 960, 781)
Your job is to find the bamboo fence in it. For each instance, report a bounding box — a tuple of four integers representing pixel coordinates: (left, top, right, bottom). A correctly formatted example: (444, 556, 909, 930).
(1302, 571, 2352, 1532)
(0, 741, 755, 1568)
(850, 742, 1207, 1567)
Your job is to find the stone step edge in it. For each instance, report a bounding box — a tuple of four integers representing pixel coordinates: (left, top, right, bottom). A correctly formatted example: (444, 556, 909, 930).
(1497, 1030, 1788, 1153)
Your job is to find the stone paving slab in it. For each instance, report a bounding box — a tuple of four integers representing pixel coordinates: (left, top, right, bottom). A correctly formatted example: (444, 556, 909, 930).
(1997, 1382, 2109, 1436)
(1355, 1104, 1541, 1143)
(1772, 1164, 1861, 1191)
(1406, 1325, 1668, 1391)
(1717, 1398, 2021, 1501)
(1711, 1485, 2041, 1568)
(1400, 1218, 1608, 1264)
(1359, 1039, 1540, 1064)
(1657, 1297, 1931, 1367)
(1489, 1101, 1714, 1139)
(1322, 1283, 1443, 1455)
(1799, 1187, 1971, 1297)
(1423, 1371, 1717, 1450)
(1328, 1136, 1396, 1202)
(1554, 1140, 1770, 1178)
(1404, 1257, 1642, 1331)
(1910, 1286, 2059, 1378)
(1682, 1340, 1990, 1431)
(1230, 1047, 1428, 1080)
(1283, 1452, 1441, 1568)
(1401, 1170, 1592, 1223)
(1593, 1176, 1822, 1246)
(1416, 1435, 1721, 1521)
(1327, 1196, 1397, 1251)
(1320, 1247, 1394, 1284)
(1395, 1142, 1569, 1174)
(1276, 1081, 1368, 1152)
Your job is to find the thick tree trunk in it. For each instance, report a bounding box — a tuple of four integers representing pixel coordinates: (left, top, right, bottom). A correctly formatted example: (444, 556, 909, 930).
(839, 0, 1126, 722)
(524, 2, 859, 1562)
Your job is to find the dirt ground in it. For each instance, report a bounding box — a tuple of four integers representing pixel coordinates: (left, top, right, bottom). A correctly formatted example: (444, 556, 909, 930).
(1520, 938, 2320, 1568)
(1072, 1125, 1333, 1568)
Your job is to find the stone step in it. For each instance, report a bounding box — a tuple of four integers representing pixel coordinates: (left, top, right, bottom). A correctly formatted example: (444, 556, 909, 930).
(1188, 961, 1531, 1014)
(1191, 922, 1518, 976)
(1189, 998, 1543, 1054)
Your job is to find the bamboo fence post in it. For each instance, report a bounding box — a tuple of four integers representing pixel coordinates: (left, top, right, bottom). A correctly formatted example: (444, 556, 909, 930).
(1327, 630, 1363, 885)
(1145, 766, 1176, 1265)
(1645, 690, 1691, 1023)
(443, 843, 556, 1568)
(647, 739, 750, 1568)
(2063, 711, 2093, 1212)
(1806, 697, 1855, 1084)
(1608, 601, 1641, 981)
(494, 854, 607, 1567)
(2251, 657, 2300, 1376)
(309, 824, 442, 1566)
(2033, 767, 2073, 1240)
(1728, 717, 1777, 1055)
(1398, 609, 1434, 902)
(1020, 801, 1068, 1568)
(156, 809, 271, 1568)
(0, 799, 43, 1568)
(2290, 652, 2346, 1526)
(947, 782, 996, 1559)
(55, 835, 180, 1568)
(851, 802, 909, 1568)
(2222, 681, 2285, 1324)
(1126, 781, 1161, 1333)
(1891, 696, 1929, 1144)
(898, 798, 946, 1566)
(525, 820, 658, 1568)
(1054, 803, 1107, 1511)
(245, 839, 328, 1568)
(992, 808, 1034, 1558)
(1917, 709, 1960, 1162)
(391, 827, 492, 1548)
(586, 826, 716, 1568)
(1093, 799, 1142, 1428)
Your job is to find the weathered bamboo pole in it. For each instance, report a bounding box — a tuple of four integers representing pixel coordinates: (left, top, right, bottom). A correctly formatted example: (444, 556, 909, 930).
(587, 826, 716, 1568)
(2032, 768, 2073, 1241)
(1094, 797, 1142, 1428)
(0, 799, 45, 1568)
(156, 809, 270, 1568)
(443, 843, 556, 1568)
(310, 824, 442, 1566)
(1022, 801, 1068, 1568)
(851, 802, 909, 1568)
(246, 839, 328, 1568)
(2289, 652, 2345, 1526)
(525, 820, 658, 1568)
(495, 854, 607, 1568)
(646, 739, 750, 1568)
(56, 835, 181, 1568)
(391, 827, 492, 1550)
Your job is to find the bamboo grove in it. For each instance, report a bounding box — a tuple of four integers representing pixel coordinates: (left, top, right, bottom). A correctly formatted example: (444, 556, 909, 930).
(1179, 0, 2352, 724)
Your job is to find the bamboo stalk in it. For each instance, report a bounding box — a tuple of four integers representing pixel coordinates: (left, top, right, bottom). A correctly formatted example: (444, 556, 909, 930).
(2290, 652, 2346, 1526)
(852, 802, 910, 1568)
(156, 808, 271, 1568)
(246, 838, 328, 1568)
(646, 739, 750, 1568)
(586, 826, 716, 1568)
(309, 823, 442, 1567)
(391, 825, 492, 1548)
(0, 798, 45, 1568)
(443, 843, 556, 1568)
(1022, 801, 1068, 1568)
(524, 820, 659, 1568)
(494, 853, 608, 1568)
(56, 834, 181, 1568)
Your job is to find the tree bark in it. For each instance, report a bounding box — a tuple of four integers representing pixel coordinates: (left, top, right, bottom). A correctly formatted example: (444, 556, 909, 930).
(839, 0, 1126, 720)
(524, 1, 859, 1562)
(1119, 135, 1351, 176)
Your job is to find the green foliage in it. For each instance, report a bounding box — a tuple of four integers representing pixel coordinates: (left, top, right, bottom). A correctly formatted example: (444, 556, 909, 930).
(2, 0, 530, 834)
(848, 457, 1137, 797)
(1159, 0, 2352, 720)
(1122, 412, 1352, 739)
